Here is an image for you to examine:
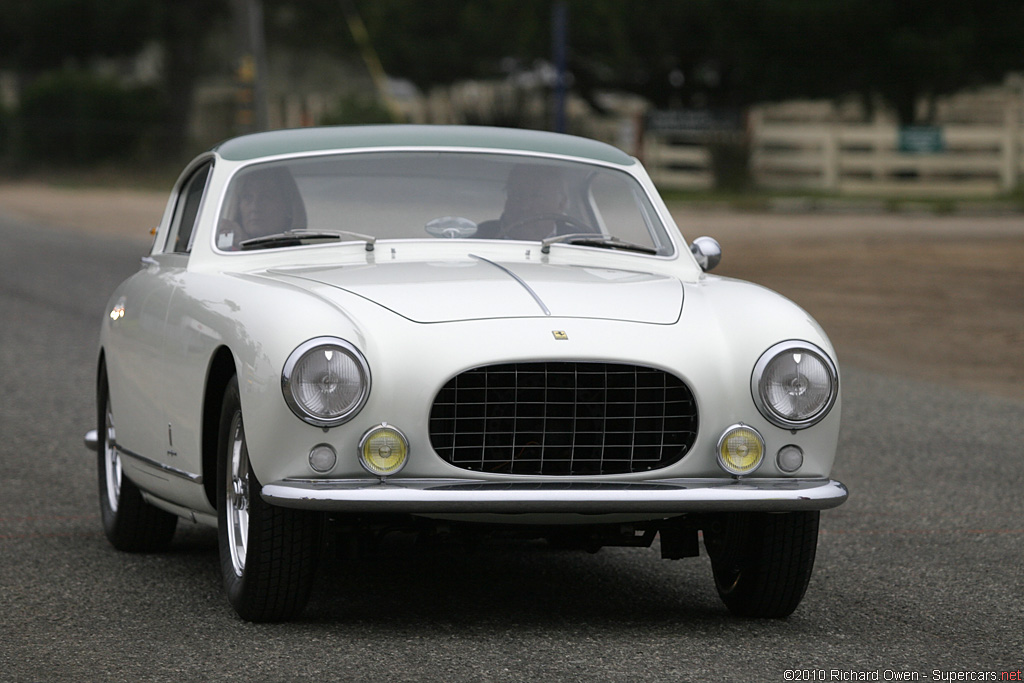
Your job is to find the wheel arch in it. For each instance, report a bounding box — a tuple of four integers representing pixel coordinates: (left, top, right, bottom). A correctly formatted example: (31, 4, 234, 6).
(203, 346, 238, 509)
(96, 349, 109, 430)
(96, 349, 107, 388)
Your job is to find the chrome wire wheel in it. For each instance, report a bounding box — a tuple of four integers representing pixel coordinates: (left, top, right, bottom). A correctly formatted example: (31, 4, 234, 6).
(217, 374, 322, 621)
(225, 411, 250, 578)
(103, 399, 121, 513)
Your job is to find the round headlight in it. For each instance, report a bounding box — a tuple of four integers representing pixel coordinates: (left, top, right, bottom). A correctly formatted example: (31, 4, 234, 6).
(282, 337, 370, 427)
(752, 341, 838, 430)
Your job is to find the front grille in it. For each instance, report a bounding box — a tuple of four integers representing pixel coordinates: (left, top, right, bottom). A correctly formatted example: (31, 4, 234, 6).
(429, 362, 698, 476)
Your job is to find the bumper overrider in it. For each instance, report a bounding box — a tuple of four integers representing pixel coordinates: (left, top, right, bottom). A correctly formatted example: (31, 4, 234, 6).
(260, 477, 848, 514)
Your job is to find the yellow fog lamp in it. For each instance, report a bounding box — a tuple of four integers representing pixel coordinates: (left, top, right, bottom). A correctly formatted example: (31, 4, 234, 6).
(358, 423, 409, 477)
(716, 424, 765, 476)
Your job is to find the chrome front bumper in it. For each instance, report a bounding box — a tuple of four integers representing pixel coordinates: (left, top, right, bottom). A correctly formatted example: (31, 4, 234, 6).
(261, 478, 848, 514)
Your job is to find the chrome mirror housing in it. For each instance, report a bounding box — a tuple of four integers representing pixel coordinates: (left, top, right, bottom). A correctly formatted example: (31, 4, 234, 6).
(690, 236, 722, 272)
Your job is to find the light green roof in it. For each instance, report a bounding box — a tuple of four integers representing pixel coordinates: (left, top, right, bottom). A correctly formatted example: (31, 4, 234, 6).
(214, 125, 636, 166)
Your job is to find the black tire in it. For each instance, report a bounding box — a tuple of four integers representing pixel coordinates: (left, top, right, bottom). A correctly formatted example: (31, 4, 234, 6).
(97, 369, 178, 552)
(216, 376, 322, 622)
(703, 511, 819, 618)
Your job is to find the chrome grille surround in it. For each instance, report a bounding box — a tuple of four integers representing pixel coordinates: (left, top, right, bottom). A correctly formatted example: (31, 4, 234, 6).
(429, 362, 699, 476)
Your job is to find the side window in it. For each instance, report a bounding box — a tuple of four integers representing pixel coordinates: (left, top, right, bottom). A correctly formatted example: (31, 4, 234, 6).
(165, 162, 212, 254)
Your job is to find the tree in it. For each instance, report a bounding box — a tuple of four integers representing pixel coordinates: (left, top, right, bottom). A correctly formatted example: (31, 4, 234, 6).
(0, 0, 161, 164)
(336, 0, 1024, 125)
(716, 0, 1024, 124)
(0, 0, 157, 73)
(155, 0, 230, 156)
(0, 0, 229, 163)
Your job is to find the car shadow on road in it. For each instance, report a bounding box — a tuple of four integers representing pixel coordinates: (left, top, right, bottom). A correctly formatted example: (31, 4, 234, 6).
(125, 522, 840, 630)
(159, 520, 802, 626)
(301, 532, 729, 626)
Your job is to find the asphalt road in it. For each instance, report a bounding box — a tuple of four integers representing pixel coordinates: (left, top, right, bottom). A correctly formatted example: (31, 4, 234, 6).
(1, 211, 1021, 682)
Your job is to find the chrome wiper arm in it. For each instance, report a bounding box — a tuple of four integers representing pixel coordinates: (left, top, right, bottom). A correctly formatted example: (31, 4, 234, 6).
(240, 231, 335, 250)
(239, 229, 376, 252)
(539, 232, 601, 253)
(540, 233, 657, 255)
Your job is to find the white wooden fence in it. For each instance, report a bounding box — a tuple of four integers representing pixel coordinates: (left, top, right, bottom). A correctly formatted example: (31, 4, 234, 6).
(748, 108, 1023, 196)
(641, 100, 1024, 196)
(641, 133, 715, 191)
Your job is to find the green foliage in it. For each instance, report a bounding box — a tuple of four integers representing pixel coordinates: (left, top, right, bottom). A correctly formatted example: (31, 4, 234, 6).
(0, 104, 10, 162)
(5, 0, 1023, 170)
(342, 0, 1024, 125)
(19, 70, 165, 165)
(717, 0, 1024, 124)
(0, 0, 159, 71)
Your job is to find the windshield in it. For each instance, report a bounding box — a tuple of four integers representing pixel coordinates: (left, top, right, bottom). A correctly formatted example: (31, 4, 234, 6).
(215, 152, 673, 255)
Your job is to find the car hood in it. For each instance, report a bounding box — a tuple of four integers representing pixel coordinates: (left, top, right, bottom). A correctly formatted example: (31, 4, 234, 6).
(268, 258, 683, 324)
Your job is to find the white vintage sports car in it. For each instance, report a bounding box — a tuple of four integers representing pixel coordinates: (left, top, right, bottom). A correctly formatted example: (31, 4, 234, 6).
(86, 125, 846, 621)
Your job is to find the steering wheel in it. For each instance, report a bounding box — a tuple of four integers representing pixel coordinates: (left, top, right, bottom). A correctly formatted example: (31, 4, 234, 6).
(500, 213, 595, 237)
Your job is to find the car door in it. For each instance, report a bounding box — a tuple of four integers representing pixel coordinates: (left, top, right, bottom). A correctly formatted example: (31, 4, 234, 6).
(109, 160, 213, 504)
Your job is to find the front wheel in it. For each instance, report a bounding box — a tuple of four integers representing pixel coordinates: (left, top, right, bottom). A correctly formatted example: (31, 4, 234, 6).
(217, 376, 322, 622)
(703, 511, 819, 618)
(97, 369, 177, 552)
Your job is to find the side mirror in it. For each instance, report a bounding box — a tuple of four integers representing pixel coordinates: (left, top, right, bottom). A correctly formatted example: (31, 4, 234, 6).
(689, 236, 722, 272)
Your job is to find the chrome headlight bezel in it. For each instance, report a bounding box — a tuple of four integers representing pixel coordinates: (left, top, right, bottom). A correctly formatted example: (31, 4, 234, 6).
(751, 340, 838, 430)
(281, 337, 371, 428)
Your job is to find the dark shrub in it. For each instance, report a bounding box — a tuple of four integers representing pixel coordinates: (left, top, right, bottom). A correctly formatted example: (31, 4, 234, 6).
(709, 139, 751, 192)
(19, 69, 164, 165)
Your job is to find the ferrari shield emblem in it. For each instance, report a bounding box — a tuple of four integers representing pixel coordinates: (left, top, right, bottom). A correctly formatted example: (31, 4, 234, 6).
(552, 330, 568, 340)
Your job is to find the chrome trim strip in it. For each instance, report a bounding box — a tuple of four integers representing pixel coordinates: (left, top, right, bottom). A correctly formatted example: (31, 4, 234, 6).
(117, 445, 203, 484)
(139, 491, 218, 528)
(470, 254, 551, 316)
(261, 477, 848, 513)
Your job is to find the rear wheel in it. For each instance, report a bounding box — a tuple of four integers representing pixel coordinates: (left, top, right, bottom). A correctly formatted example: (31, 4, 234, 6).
(217, 376, 322, 622)
(703, 511, 819, 618)
(97, 369, 177, 551)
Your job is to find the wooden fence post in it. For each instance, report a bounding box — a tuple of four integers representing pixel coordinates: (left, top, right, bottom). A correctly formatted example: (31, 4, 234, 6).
(822, 125, 839, 190)
(1002, 101, 1020, 191)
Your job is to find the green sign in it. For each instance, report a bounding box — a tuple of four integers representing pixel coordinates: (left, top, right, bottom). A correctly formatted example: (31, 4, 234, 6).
(899, 126, 945, 154)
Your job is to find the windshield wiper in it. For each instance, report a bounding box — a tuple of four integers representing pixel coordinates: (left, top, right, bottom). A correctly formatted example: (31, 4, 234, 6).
(540, 233, 658, 255)
(240, 229, 376, 252)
